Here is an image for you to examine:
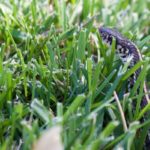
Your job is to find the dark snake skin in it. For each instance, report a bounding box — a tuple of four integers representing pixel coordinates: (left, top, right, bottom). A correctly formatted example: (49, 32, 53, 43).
(99, 27, 150, 149)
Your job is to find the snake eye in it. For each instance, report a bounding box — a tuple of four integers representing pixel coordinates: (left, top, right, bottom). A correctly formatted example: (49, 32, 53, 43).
(117, 45, 122, 51)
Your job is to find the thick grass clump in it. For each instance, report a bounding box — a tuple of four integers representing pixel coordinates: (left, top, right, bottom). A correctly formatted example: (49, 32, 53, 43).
(0, 0, 149, 149)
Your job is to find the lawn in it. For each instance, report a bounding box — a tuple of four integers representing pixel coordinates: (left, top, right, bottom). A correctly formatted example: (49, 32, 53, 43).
(0, 0, 150, 150)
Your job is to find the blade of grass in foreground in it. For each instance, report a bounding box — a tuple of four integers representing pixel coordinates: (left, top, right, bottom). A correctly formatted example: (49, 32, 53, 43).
(130, 60, 148, 98)
(77, 29, 87, 61)
(90, 121, 119, 150)
(114, 122, 140, 150)
(31, 99, 52, 124)
(63, 95, 86, 122)
(93, 69, 117, 100)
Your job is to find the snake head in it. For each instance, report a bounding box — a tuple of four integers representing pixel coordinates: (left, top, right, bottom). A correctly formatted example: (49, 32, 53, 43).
(99, 27, 113, 45)
(99, 26, 141, 65)
(99, 26, 124, 46)
(99, 27, 128, 58)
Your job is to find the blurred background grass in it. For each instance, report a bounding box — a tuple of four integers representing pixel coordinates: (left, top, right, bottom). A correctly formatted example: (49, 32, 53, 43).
(0, 0, 150, 149)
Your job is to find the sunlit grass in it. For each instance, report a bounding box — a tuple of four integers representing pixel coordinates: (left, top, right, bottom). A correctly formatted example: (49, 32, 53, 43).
(0, 0, 149, 149)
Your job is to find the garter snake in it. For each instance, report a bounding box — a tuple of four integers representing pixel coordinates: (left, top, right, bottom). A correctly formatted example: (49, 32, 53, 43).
(99, 26, 150, 149)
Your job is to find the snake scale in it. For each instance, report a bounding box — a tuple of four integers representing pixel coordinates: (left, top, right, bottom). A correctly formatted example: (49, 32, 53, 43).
(99, 27, 150, 149)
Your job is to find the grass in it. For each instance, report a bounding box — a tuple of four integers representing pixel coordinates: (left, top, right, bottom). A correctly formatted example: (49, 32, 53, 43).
(0, 0, 150, 149)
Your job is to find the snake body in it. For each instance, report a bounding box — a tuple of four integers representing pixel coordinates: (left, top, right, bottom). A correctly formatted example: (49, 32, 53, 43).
(99, 27, 150, 148)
